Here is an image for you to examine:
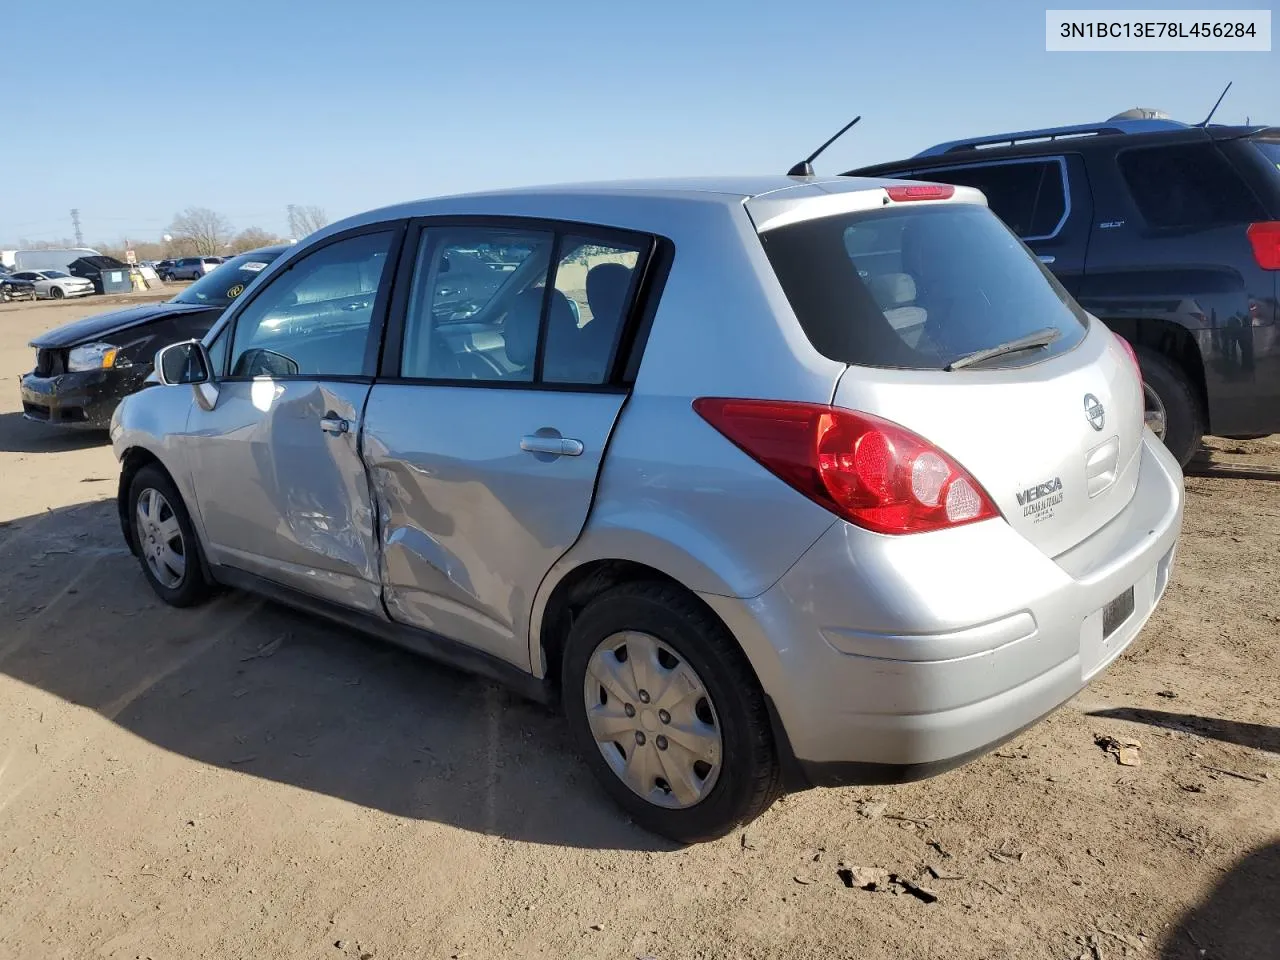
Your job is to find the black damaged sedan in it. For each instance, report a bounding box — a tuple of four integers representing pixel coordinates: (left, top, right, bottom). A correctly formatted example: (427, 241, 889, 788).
(20, 245, 289, 429)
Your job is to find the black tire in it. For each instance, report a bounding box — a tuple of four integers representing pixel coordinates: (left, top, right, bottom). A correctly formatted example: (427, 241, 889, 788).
(1136, 347, 1203, 468)
(127, 464, 214, 607)
(562, 581, 781, 844)
(50, 285, 64, 299)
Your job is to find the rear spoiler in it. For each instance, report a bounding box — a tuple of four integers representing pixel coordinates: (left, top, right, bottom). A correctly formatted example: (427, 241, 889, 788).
(1208, 124, 1277, 142)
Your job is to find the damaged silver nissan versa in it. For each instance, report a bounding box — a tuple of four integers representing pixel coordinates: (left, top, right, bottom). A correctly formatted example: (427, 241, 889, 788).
(110, 175, 1183, 843)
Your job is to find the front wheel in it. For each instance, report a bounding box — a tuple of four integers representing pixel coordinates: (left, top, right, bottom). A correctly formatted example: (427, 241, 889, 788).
(1136, 347, 1203, 468)
(50, 285, 65, 300)
(562, 582, 781, 844)
(128, 464, 214, 607)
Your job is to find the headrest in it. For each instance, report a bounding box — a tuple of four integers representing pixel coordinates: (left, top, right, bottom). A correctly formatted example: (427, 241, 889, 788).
(586, 262, 632, 325)
(867, 272, 917, 308)
(503, 289, 544, 367)
(503, 287, 578, 369)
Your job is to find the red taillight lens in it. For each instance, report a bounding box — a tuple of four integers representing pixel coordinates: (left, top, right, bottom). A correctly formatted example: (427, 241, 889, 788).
(692, 398, 999, 535)
(1114, 332, 1142, 384)
(1247, 221, 1280, 270)
(885, 184, 955, 202)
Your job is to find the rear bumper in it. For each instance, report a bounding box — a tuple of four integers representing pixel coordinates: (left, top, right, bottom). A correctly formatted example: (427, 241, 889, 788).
(19, 367, 147, 428)
(702, 432, 1184, 788)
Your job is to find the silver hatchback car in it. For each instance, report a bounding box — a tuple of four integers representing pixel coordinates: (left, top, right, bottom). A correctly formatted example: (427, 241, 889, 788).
(111, 176, 1184, 842)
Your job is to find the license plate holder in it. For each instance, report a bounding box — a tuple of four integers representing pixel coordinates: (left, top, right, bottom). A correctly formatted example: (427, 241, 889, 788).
(1103, 586, 1135, 638)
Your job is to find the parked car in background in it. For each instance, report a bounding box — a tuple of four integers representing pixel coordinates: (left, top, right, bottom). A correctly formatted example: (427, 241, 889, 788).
(161, 257, 225, 281)
(0, 271, 38, 302)
(154, 259, 176, 276)
(110, 177, 1182, 842)
(19, 246, 288, 429)
(846, 116, 1280, 466)
(9, 269, 96, 300)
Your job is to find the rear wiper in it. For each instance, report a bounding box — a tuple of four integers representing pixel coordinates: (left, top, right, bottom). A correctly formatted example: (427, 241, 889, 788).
(945, 327, 1062, 371)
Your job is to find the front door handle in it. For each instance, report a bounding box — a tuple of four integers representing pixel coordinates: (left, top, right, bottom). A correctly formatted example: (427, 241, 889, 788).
(1038, 254, 1056, 265)
(520, 434, 584, 457)
(320, 415, 350, 435)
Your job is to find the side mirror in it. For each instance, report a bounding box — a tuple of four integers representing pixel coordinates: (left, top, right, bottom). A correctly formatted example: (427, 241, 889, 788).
(233, 347, 300, 378)
(155, 339, 212, 385)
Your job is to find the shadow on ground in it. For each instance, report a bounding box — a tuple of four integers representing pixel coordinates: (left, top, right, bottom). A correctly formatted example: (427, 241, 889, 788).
(0, 410, 109, 453)
(1087, 706, 1280, 754)
(1161, 841, 1280, 959)
(0, 500, 672, 852)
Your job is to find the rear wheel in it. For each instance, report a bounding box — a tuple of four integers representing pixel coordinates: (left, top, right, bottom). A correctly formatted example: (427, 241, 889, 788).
(1136, 347, 1203, 468)
(128, 465, 213, 607)
(562, 581, 781, 844)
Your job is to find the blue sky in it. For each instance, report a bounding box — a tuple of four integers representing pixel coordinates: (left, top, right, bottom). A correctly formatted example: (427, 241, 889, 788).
(0, 0, 1275, 246)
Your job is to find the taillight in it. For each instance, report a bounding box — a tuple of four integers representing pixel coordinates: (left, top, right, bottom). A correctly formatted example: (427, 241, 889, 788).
(1247, 221, 1280, 270)
(1113, 332, 1142, 384)
(692, 398, 999, 535)
(885, 184, 955, 202)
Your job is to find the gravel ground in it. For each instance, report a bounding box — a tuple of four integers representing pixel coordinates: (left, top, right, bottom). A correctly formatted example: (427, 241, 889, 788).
(0, 299, 1276, 960)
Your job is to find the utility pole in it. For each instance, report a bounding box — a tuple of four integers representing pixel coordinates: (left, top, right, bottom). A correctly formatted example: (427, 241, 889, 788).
(70, 209, 84, 246)
(286, 204, 298, 238)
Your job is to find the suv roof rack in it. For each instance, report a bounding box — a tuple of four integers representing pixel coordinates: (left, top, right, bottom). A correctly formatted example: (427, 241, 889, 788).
(914, 118, 1189, 158)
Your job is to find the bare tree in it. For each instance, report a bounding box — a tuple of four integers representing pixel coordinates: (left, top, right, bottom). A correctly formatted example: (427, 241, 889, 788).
(287, 204, 328, 239)
(168, 207, 232, 256)
(229, 227, 284, 254)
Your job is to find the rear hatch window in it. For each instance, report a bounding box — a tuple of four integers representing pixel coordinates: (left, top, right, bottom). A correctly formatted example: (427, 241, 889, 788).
(1252, 137, 1280, 172)
(757, 203, 1088, 370)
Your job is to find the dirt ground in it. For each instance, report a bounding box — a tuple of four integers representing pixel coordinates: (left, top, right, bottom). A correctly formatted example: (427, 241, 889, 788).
(0, 297, 1276, 960)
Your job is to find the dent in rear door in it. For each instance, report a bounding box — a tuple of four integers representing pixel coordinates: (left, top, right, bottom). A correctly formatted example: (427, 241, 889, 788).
(362, 387, 625, 668)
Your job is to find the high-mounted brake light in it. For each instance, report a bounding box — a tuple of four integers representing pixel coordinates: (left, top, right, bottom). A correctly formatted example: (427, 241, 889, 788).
(1247, 221, 1280, 270)
(885, 184, 955, 203)
(693, 398, 999, 535)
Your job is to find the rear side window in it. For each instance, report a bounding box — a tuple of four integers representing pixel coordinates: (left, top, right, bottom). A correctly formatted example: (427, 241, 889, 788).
(399, 225, 645, 386)
(1252, 138, 1280, 173)
(759, 203, 1088, 371)
(1118, 143, 1265, 228)
(903, 160, 1067, 239)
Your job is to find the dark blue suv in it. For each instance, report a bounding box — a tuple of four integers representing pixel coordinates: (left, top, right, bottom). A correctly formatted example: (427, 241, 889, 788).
(848, 116, 1280, 466)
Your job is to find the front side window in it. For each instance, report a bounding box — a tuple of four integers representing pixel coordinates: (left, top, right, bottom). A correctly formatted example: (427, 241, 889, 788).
(760, 202, 1088, 370)
(228, 231, 393, 378)
(1118, 143, 1266, 228)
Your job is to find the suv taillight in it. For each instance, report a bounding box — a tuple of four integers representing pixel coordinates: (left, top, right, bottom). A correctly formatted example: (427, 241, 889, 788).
(1247, 222, 1280, 270)
(693, 398, 999, 535)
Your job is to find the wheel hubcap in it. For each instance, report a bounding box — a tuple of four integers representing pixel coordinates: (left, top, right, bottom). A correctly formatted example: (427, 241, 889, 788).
(1143, 383, 1167, 440)
(134, 487, 186, 589)
(583, 631, 722, 810)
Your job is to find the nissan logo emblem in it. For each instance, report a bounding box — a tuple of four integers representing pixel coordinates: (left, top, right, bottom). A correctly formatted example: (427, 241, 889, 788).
(1084, 393, 1105, 431)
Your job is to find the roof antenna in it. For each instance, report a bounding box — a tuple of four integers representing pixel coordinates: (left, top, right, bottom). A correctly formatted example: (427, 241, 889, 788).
(787, 115, 862, 177)
(1196, 81, 1232, 127)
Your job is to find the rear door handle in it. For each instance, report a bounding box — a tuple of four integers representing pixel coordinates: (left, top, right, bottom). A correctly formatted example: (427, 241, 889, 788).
(520, 435, 584, 457)
(320, 415, 350, 435)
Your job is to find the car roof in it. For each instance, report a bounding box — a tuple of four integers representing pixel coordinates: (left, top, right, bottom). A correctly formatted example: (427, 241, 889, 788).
(318, 175, 921, 238)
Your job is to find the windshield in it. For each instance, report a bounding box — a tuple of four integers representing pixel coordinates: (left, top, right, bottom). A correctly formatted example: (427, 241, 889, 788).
(44, 270, 70, 279)
(171, 250, 285, 308)
(758, 203, 1088, 370)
